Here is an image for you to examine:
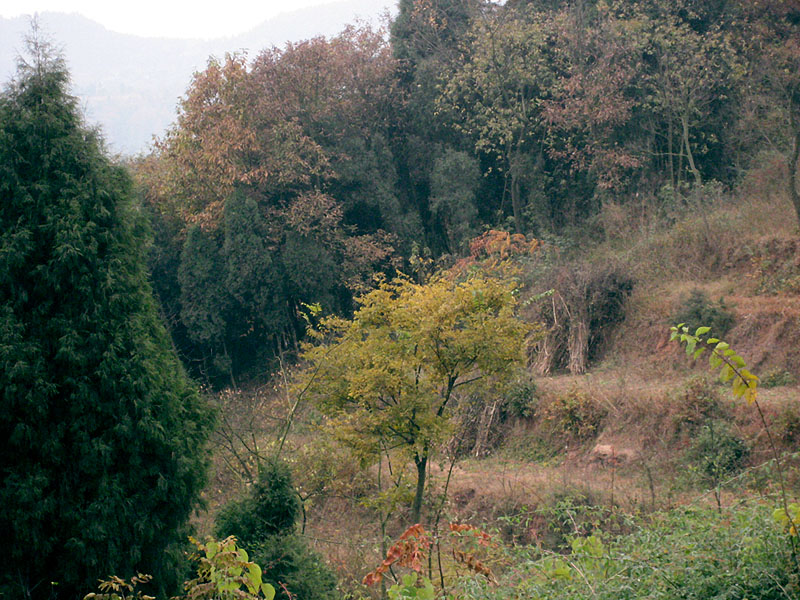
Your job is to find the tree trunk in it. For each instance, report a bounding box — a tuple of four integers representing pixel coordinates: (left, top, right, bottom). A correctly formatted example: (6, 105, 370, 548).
(511, 169, 523, 234)
(473, 400, 499, 457)
(411, 452, 428, 525)
(567, 301, 589, 375)
(682, 114, 702, 187)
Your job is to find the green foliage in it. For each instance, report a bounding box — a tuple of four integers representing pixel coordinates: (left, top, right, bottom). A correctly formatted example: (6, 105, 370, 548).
(0, 31, 213, 599)
(670, 324, 759, 404)
(180, 536, 276, 600)
(456, 504, 795, 600)
(672, 289, 735, 341)
(686, 421, 749, 484)
(216, 460, 301, 541)
(429, 148, 481, 253)
(301, 273, 530, 522)
(245, 535, 338, 600)
(502, 372, 538, 420)
(215, 460, 337, 600)
(387, 574, 435, 600)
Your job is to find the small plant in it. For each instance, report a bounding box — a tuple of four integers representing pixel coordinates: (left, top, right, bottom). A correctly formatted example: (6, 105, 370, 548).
(503, 373, 538, 419)
(181, 536, 276, 600)
(85, 574, 154, 600)
(670, 324, 799, 574)
(686, 420, 749, 510)
(687, 421, 749, 482)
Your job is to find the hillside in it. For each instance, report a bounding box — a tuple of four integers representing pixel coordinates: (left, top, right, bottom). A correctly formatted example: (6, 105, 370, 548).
(3, 0, 800, 598)
(199, 179, 800, 596)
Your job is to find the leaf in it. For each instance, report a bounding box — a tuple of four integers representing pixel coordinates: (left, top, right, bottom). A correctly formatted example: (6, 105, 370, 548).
(206, 541, 219, 559)
(262, 582, 276, 600)
(695, 326, 711, 336)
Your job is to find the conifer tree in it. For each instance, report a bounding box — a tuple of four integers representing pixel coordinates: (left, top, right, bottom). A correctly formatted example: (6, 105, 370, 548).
(0, 30, 213, 599)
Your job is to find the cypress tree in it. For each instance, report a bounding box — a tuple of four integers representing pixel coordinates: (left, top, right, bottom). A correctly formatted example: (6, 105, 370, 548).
(0, 30, 214, 599)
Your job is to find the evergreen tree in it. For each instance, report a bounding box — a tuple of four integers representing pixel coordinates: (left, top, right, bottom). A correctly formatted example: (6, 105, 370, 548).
(216, 460, 337, 600)
(0, 30, 214, 599)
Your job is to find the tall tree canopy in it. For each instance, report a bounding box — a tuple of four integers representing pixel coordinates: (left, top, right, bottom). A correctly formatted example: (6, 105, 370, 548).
(141, 27, 402, 383)
(0, 31, 213, 599)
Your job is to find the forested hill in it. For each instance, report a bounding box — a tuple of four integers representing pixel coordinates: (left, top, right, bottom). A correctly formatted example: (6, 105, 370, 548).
(0, 0, 393, 153)
(136, 0, 800, 388)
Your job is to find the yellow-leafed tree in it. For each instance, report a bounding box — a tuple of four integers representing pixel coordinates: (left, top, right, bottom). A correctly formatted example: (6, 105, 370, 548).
(301, 274, 530, 524)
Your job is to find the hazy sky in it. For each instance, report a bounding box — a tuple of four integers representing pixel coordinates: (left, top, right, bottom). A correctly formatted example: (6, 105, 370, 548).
(1, 0, 343, 39)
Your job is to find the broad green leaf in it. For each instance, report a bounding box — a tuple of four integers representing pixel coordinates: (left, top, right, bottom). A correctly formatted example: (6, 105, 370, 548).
(720, 365, 734, 383)
(206, 541, 219, 559)
(695, 326, 711, 336)
(262, 582, 276, 600)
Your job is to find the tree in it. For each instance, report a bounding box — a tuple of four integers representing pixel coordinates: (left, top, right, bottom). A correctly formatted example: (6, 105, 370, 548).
(301, 274, 528, 524)
(215, 460, 338, 600)
(0, 31, 213, 599)
(736, 0, 800, 226)
(439, 6, 559, 233)
(141, 28, 401, 381)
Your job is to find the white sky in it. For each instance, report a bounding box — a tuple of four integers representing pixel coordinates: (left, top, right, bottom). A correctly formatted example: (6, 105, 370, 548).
(1, 0, 342, 39)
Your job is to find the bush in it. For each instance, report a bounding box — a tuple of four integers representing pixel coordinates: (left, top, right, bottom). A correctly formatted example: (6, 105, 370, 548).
(216, 460, 301, 541)
(671, 376, 723, 433)
(539, 389, 606, 442)
(686, 421, 749, 485)
(502, 373, 538, 419)
(672, 289, 735, 340)
(215, 460, 337, 600)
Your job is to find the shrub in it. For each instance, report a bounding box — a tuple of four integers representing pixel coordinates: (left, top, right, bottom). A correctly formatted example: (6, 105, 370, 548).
(502, 373, 538, 419)
(454, 503, 794, 600)
(671, 376, 723, 433)
(686, 421, 749, 485)
(216, 460, 301, 541)
(672, 289, 734, 340)
(215, 460, 337, 600)
(539, 389, 606, 442)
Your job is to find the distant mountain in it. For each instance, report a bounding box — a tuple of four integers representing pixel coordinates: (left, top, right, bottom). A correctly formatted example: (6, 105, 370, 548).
(0, 0, 395, 155)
